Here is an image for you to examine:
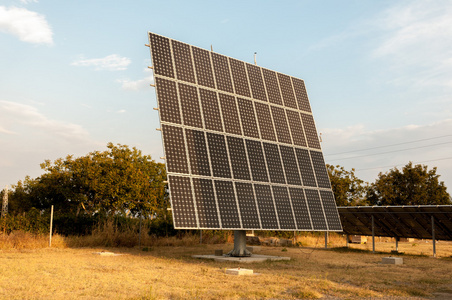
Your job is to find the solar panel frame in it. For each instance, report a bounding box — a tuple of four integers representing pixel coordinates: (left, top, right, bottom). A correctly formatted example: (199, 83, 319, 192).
(148, 32, 342, 231)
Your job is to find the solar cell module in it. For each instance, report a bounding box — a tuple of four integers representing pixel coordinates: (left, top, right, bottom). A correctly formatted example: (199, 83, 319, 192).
(148, 32, 342, 231)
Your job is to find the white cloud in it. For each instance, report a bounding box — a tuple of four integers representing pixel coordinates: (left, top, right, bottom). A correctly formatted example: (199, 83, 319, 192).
(310, 1, 452, 90)
(0, 100, 103, 186)
(0, 126, 15, 135)
(117, 109, 126, 114)
(19, 0, 38, 4)
(117, 68, 154, 90)
(371, 1, 452, 88)
(71, 54, 131, 71)
(0, 6, 53, 45)
(0, 100, 89, 142)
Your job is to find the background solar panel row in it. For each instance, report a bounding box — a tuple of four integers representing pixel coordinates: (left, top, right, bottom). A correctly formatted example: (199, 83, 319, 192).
(149, 32, 342, 231)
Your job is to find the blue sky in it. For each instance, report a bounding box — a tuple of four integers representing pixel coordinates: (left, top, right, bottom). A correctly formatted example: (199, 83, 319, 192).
(1, 0, 452, 191)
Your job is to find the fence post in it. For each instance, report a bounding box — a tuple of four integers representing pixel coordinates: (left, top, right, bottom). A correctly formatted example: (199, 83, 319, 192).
(432, 216, 436, 258)
(372, 215, 375, 253)
(139, 212, 142, 248)
(49, 205, 54, 247)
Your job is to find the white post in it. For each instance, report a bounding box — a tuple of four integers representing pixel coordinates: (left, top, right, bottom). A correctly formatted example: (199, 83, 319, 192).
(432, 216, 436, 258)
(139, 212, 142, 248)
(49, 205, 54, 247)
(372, 215, 375, 254)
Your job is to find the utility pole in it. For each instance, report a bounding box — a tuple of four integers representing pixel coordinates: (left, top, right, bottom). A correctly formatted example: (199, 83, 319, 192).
(1, 185, 8, 218)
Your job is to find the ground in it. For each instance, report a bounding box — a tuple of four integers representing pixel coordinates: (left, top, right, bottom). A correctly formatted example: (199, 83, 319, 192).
(1, 239, 452, 299)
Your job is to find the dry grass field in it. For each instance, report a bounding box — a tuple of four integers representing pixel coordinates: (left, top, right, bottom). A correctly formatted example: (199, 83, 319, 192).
(1, 233, 452, 299)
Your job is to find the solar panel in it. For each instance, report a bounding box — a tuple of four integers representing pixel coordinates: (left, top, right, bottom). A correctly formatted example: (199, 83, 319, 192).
(192, 47, 215, 88)
(245, 140, 269, 183)
(271, 106, 292, 145)
(178, 83, 203, 128)
(254, 184, 279, 229)
(192, 178, 220, 228)
(171, 40, 196, 83)
(237, 98, 260, 139)
(254, 102, 277, 141)
(246, 63, 267, 102)
(149, 32, 342, 231)
(272, 186, 296, 229)
(235, 182, 261, 229)
(338, 206, 452, 240)
(199, 88, 223, 132)
(226, 136, 251, 180)
(215, 180, 241, 229)
(185, 129, 210, 176)
(229, 58, 251, 98)
(263, 143, 286, 184)
(262, 68, 283, 105)
(211, 52, 234, 93)
(218, 93, 242, 135)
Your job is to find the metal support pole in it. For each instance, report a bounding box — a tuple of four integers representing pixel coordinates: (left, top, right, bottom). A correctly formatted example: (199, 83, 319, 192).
(432, 216, 436, 258)
(49, 205, 54, 247)
(324, 232, 328, 249)
(395, 237, 399, 252)
(372, 215, 375, 253)
(227, 230, 251, 257)
(200, 230, 202, 244)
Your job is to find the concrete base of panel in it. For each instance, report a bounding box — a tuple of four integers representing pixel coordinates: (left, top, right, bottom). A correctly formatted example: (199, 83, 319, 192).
(382, 257, 403, 265)
(225, 268, 254, 275)
(192, 254, 290, 263)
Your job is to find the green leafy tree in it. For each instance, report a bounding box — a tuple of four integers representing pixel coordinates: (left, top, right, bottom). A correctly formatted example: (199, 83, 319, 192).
(4, 177, 38, 215)
(326, 164, 367, 206)
(367, 162, 451, 206)
(21, 143, 167, 216)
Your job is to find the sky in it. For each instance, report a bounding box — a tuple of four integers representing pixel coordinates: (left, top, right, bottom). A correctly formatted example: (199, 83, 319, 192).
(1, 0, 452, 192)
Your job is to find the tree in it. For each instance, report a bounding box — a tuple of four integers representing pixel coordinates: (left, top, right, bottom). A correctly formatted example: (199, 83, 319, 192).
(367, 162, 451, 206)
(7, 177, 37, 214)
(17, 143, 167, 217)
(326, 164, 367, 206)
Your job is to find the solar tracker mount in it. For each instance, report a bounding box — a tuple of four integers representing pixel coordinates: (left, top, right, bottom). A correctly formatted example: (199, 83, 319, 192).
(147, 32, 342, 233)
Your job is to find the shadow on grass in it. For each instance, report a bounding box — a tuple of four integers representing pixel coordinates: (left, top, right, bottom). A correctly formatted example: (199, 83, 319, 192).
(328, 246, 432, 258)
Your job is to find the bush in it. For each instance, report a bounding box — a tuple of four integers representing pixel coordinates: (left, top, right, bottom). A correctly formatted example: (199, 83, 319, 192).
(1, 208, 50, 234)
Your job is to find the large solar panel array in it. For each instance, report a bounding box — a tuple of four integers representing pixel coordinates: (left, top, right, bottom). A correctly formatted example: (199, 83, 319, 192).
(338, 206, 452, 240)
(148, 32, 342, 231)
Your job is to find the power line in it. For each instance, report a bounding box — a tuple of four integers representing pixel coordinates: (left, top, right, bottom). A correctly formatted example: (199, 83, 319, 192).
(355, 156, 452, 172)
(325, 134, 452, 156)
(327, 141, 452, 161)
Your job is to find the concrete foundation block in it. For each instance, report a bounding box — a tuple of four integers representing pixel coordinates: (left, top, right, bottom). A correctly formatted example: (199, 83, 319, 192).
(226, 268, 253, 275)
(382, 257, 403, 265)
